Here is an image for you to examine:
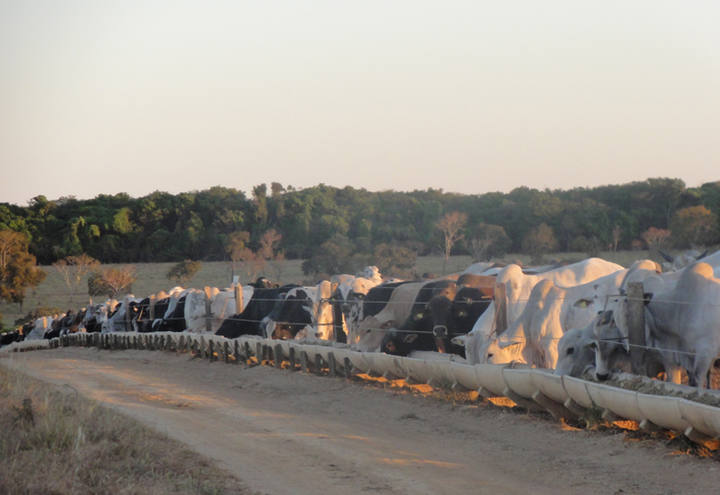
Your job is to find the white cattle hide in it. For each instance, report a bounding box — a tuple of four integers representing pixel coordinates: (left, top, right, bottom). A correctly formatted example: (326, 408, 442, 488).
(595, 262, 720, 388)
(26, 316, 52, 340)
(102, 295, 140, 333)
(332, 266, 384, 339)
(485, 260, 660, 368)
(463, 257, 625, 364)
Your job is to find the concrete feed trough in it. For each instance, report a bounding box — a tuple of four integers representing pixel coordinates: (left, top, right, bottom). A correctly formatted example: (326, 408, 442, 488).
(402, 356, 435, 384)
(501, 368, 538, 401)
(678, 399, 720, 438)
(636, 393, 689, 432)
(584, 381, 645, 422)
(474, 364, 508, 397)
(449, 362, 482, 391)
(562, 376, 594, 409)
(530, 370, 569, 405)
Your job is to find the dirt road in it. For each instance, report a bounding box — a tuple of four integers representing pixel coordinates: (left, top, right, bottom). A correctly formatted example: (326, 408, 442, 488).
(2, 348, 718, 494)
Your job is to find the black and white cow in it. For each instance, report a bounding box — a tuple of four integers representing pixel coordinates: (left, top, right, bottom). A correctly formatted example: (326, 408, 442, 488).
(329, 267, 385, 342)
(262, 281, 336, 341)
(379, 278, 459, 356)
(348, 280, 414, 350)
(156, 292, 189, 332)
(45, 310, 75, 339)
(133, 297, 152, 332)
(101, 297, 142, 333)
(215, 285, 299, 339)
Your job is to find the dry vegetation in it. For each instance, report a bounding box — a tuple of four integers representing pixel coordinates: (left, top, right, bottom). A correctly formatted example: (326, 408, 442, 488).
(0, 366, 253, 494)
(1, 251, 657, 328)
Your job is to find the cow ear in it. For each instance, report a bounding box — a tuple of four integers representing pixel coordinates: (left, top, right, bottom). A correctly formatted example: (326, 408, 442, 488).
(573, 298, 592, 308)
(598, 310, 613, 326)
(403, 333, 418, 344)
(619, 332, 630, 352)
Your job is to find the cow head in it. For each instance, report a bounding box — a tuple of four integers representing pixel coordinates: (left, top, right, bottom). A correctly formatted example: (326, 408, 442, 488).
(380, 329, 418, 356)
(554, 325, 596, 377)
(268, 289, 313, 340)
(591, 310, 629, 381)
(428, 294, 453, 353)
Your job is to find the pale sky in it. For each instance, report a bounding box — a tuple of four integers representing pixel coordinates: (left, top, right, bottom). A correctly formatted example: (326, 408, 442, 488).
(0, 1, 717, 206)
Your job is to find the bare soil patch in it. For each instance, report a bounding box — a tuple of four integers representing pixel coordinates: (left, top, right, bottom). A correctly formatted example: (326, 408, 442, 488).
(2, 347, 720, 494)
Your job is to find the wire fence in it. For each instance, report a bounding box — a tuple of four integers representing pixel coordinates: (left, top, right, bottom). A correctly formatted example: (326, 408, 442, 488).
(12, 279, 720, 361)
(16, 287, 720, 309)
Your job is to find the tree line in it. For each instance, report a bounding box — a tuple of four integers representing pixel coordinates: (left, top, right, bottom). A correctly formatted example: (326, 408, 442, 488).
(1, 177, 719, 325)
(0, 178, 718, 268)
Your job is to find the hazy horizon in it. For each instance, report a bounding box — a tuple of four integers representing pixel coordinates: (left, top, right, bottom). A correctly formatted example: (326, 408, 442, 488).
(1, 1, 717, 206)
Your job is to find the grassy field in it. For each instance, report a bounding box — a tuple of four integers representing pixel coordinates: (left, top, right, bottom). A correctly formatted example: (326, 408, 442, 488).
(0, 365, 253, 494)
(0, 250, 659, 330)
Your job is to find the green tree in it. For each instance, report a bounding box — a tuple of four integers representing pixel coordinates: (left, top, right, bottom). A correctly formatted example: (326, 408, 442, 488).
(167, 259, 202, 286)
(670, 206, 718, 248)
(469, 223, 511, 261)
(301, 234, 358, 276)
(521, 223, 559, 264)
(0, 230, 46, 310)
(373, 243, 416, 278)
(252, 184, 269, 227)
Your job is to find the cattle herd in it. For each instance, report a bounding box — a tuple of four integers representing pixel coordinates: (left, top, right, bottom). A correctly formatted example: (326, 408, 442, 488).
(3, 250, 720, 389)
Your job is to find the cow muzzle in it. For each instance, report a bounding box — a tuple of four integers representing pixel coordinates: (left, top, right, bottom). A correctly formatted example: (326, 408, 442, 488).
(432, 325, 448, 339)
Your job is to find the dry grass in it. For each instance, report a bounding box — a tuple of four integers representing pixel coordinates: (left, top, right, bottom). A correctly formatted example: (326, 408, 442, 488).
(1, 251, 657, 329)
(0, 366, 254, 495)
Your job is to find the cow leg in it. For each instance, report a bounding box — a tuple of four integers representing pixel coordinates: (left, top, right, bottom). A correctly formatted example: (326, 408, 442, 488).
(692, 353, 714, 389)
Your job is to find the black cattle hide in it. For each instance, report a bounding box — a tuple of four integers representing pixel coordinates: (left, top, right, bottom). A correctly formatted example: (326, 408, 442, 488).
(266, 288, 315, 340)
(150, 298, 171, 331)
(134, 297, 152, 332)
(0, 330, 23, 348)
(157, 296, 187, 332)
(44, 311, 75, 339)
(362, 281, 412, 320)
(215, 285, 299, 339)
(380, 279, 457, 356)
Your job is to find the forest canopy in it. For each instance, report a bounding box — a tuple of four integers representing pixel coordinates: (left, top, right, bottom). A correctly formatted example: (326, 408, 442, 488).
(0, 178, 718, 265)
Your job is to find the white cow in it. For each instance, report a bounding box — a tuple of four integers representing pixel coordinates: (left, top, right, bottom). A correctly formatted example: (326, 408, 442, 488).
(25, 316, 54, 340)
(462, 257, 625, 364)
(182, 286, 255, 333)
(554, 318, 639, 377)
(595, 262, 720, 388)
(485, 260, 660, 368)
(588, 250, 720, 379)
(183, 289, 211, 332)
